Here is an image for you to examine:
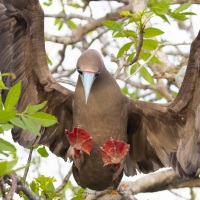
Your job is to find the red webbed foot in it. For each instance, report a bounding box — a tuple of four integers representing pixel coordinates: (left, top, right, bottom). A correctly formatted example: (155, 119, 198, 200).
(100, 138, 130, 168)
(66, 127, 92, 158)
(100, 138, 130, 180)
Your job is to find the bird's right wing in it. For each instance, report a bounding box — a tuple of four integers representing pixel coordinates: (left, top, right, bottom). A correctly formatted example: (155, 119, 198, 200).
(0, 0, 74, 159)
(126, 30, 200, 178)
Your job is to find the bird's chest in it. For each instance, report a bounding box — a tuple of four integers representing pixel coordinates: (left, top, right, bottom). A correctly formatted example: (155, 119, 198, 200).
(73, 96, 128, 143)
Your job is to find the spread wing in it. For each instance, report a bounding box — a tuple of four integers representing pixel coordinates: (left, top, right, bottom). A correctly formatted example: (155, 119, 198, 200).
(0, 0, 74, 159)
(125, 31, 200, 178)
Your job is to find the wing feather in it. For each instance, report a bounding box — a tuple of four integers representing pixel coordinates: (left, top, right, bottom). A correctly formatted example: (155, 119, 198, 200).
(126, 31, 200, 178)
(0, 0, 74, 159)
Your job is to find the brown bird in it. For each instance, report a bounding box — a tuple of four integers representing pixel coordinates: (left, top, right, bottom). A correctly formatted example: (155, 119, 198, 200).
(1, 0, 200, 191)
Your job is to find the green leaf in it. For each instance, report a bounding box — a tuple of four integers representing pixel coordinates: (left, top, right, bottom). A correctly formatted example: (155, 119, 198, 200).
(37, 146, 49, 158)
(72, 188, 86, 199)
(43, 0, 53, 6)
(0, 138, 16, 152)
(35, 175, 56, 192)
(130, 63, 140, 75)
(113, 30, 137, 38)
(0, 95, 3, 110)
(144, 27, 164, 38)
(140, 52, 162, 64)
(46, 54, 53, 65)
(58, 21, 64, 31)
(0, 152, 18, 175)
(143, 39, 158, 50)
(22, 116, 41, 136)
(0, 72, 16, 79)
(0, 158, 18, 175)
(54, 18, 61, 26)
(4, 81, 21, 110)
(140, 67, 154, 84)
(182, 12, 196, 16)
(120, 11, 134, 17)
(67, 19, 77, 29)
(172, 90, 178, 97)
(157, 14, 170, 23)
(128, 16, 140, 23)
(127, 52, 136, 62)
(173, 3, 191, 13)
(123, 30, 137, 38)
(113, 31, 126, 38)
(150, 0, 172, 15)
(28, 112, 57, 127)
(0, 126, 3, 133)
(0, 80, 8, 89)
(102, 20, 123, 31)
(24, 101, 47, 114)
(68, 3, 82, 8)
(30, 181, 40, 196)
(9, 117, 27, 130)
(122, 87, 129, 95)
(1, 123, 13, 131)
(117, 42, 133, 58)
(150, 4, 169, 15)
(169, 12, 187, 20)
(0, 110, 17, 123)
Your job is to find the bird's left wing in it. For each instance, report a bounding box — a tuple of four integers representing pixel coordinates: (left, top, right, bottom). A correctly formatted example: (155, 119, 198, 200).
(125, 31, 200, 178)
(0, 0, 74, 159)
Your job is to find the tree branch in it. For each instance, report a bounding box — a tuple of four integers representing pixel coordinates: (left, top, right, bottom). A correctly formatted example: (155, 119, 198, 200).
(45, 4, 132, 45)
(4, 174, 44, 200)
(23, 147, 33, 181)
(0, 176, 8, 200)
(55, 166, 72, 193)
(121, 169, 200, 194)
(45, 13, 93, 21)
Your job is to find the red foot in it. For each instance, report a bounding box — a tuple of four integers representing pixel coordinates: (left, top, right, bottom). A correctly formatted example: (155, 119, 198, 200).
(100, 139, 130, 166)
(66, 127, 92, 157)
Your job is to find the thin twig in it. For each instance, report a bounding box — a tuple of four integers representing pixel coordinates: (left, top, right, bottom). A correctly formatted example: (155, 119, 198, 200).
(8, 173, 17, 200)
(87, 29, 109, 48)
(4, 174, 43, 200)
(117, 184, 136, 200)
(161, 41, 191, 47)
(55, 166, 73, 193)
(125, 28, 144, 67)
(56, 78, 76, 87)
(0, 176, 8, 200)
(45, 4, 132, 45)
(51, 45, 67, 74)
(125, 44, 161, 80)
(113, 54, 127, 79)
(169, 190, 190, 200)
(45, 13, 93, 21)
(23, 147, 34, 181)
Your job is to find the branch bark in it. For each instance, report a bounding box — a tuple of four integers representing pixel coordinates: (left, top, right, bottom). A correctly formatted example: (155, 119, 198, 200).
(86, 169, 200, 200)
(45, 4, 132, 45)
(4, 174, 44, 200)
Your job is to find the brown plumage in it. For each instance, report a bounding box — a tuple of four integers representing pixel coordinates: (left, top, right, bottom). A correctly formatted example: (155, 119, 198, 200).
(1, 0, 200, 191)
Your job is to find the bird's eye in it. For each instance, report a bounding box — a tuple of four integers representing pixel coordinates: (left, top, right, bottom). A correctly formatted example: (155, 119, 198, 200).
(77, 68, 83, 75)
(95, 72, 100, 78)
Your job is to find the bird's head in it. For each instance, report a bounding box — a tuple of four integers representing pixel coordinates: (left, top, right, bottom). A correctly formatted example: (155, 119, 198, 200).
(76, 49, 104, 103)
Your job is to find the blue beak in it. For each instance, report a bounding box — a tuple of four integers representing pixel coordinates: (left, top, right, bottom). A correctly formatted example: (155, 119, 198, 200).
(80, 72, 96, 104)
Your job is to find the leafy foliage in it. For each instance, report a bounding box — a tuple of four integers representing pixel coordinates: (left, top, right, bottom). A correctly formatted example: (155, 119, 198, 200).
(0, 73, 57, 176)
(103, 0, 195, 97)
